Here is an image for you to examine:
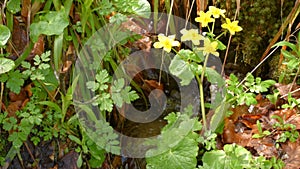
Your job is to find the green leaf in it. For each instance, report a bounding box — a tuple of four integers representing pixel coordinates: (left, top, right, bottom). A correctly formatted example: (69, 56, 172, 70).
(0, 25, 11, 46)
(133, 0, 151, 18)
(86, 81, 100, 92)
(216, 39, 226, 50)
(146, 111, 201, 169)
(205, 67, 225, 87)
(3, 117, 17, 131)
(281, 50, 296, 60)
(112, 78, 124, 92)
(21, 61, 31, 69)
(30, 9, 69, 42)
(68, 135, 82, 145)
(272, 41, 297, 53)
(77, 153, 83, 168)
(96, 70, 110, 89)
(111, 92, 123, 107)
(53, 33, 63, 72)
(7, 0, 21, 14)
(146, 136, 199, 169)
(6, 70, 25, 94)
(169, 55, 194, 86)
(38, 101, 62, 113)
(202, 144, 252, 169)
(0, 58, 15, 74)
(209, 101, 230, 133)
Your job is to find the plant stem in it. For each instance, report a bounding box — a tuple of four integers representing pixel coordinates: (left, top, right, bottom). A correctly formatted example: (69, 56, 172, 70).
(221, 34, 232, 76)
(0, 48, 3, 114)
(198, 53, 210, 131)
(211, 21, 215, 34)
(215, 32, 226, 40)
(0, 82, 3, 114)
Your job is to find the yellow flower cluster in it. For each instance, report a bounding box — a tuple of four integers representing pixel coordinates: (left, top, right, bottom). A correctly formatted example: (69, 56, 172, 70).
(153, 31, 218, 56)
(153, 7, 242, 55)
(195, 6, 242, 35)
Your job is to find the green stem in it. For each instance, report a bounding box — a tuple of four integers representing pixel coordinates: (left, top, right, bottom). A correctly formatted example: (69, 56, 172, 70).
(207, 26, 211, 34)
(14, 42, 34, 69)
(198, 53, 210, 131)
(215, 31, 226, 40)
(196, 74, 206, 131)
(0, 47, 3, 114)
(211, 21, 215, 34)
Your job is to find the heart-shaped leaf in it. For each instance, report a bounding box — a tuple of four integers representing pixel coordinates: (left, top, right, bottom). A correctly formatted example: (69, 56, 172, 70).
(30, 9, 69, 42)
(169, 55, 194, 86)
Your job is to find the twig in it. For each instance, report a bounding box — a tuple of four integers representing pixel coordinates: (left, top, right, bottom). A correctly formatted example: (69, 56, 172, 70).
(221, 5, 240, 76)
(237, 46, 280, 87)
(184, 0, 196, 28)
(24, 142, 40, 169)
(221, 34, 232, 75)
(280, 87, 300, 99)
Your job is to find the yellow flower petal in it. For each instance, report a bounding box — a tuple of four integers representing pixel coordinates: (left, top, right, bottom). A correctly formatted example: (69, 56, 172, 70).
(153, 42, 163, 48)
(208, 6, 226, 18)
(172, 41, 180, 47)
(153, 34, 180, 53)
(180, 29, 204, 45)
(198, 38, 219, 56)
(195, 11, 214, 27)
(221, 18, 243, 35)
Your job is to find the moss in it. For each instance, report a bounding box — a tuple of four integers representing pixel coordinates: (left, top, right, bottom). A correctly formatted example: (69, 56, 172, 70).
(218, 0, 294, 75)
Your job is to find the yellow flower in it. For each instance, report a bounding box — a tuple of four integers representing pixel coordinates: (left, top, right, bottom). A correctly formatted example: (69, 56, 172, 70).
(195, 11, 214, 27)
(180, 29, 204, 45)
(197, 38, 219, 56)
(153, 34, 180, 53)
(221, 18, 243, 35)
(208, 6, 226, 18)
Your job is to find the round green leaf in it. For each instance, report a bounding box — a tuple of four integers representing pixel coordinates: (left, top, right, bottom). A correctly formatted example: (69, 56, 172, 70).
(0, 58, 15, 74)
(133, 0, 151, 18)
(30, 10, 69, 42)
(0, 25, 11, 46)
(7, 0, 21, 14)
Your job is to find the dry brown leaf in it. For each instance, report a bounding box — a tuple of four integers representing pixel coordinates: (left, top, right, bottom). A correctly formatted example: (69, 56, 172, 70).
(275, 83, 300, 99)
(9, 17, 28, 55)
(282, 138, 300, 169)
(31, 36, 45, 56)
(21, 0, 31, 20)
(7, 100, 23, 117)
(9, 89, 27, 102)
(248, 137, 278, 158)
